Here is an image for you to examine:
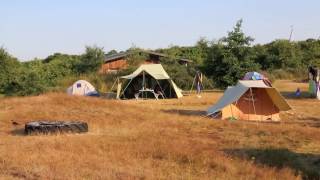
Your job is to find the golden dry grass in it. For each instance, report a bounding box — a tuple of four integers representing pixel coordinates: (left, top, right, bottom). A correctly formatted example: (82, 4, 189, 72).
(0, 80, 319, 179)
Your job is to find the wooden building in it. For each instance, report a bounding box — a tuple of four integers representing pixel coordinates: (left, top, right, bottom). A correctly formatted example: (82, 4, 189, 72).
(100, 50, 192, 73)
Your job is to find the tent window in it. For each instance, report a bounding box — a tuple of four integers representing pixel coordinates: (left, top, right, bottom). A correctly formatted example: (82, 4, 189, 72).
(77, 83, 82, 88)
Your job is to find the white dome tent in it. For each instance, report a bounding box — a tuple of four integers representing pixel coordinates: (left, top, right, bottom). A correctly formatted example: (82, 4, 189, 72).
(67, 80, 99, 97)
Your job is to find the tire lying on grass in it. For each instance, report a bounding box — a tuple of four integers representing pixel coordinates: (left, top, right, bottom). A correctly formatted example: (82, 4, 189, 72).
(25, 121, 88, 135)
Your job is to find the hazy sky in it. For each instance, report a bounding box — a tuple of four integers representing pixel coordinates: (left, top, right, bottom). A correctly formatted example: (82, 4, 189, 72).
(1, 0, 320, 61)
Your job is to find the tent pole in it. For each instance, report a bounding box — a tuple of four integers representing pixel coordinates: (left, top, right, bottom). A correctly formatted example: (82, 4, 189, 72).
(250, 88, 257, 121)
(143, 71, 146, 98)
(230, 104, 234, 119)
(201, 74, 205, 90)
(120, 78, 134, 99)
(169, 80, 172, 98)
(109, 78, 118, 92)
(143, 71, 145, 90)
(116, 78, 121, 99)
(189, 75, 196, 94)
(155, 79, 166, 99)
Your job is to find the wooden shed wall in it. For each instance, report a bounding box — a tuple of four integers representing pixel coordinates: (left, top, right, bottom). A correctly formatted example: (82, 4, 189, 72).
(100, 58, 160, 73)
(100, 58, 128, 73)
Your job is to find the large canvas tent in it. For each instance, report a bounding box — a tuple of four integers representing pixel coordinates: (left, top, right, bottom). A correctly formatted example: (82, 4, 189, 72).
(118, 64, 183, 99)
(67, 80, 99, 96)
(207, 80, 291, 121)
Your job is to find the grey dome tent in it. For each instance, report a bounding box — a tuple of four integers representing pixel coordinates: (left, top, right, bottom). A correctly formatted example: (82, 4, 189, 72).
(117, 64, 183, 99)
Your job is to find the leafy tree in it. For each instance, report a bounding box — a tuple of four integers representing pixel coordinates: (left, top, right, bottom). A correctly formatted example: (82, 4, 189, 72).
(264, 40, 302, 70)
(4, 67, 46, 96)
(158, 38, 209, 66)
(194, 37, 209, 65)
(252, 44, 268, 70)
(106, 49, 118, 56)
(203, 20, 260, 88)
(76, 46, 105, 73)
(126, 47, 148, 67)
(0, 48, 21, 94)
(298, 39, 320, 67)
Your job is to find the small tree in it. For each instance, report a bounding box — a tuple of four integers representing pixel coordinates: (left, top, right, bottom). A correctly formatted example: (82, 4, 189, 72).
(106, 49, 118, 56)
(203, 20, 260, 88)
(77, 46, 105, 74)
(0, 48, 21, 94)
(126, 47, 148, 67)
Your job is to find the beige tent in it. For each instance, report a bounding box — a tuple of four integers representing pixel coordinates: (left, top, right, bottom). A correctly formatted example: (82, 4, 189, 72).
(207, 80, 291, 121)
(67, 80, 99, 96)
(118, 64, 183, 99)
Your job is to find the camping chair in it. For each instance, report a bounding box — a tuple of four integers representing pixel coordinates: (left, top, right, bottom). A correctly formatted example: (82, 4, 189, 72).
(134, 92, 140, 100)
(153, 83, 165, 100)
(154, 91, 164, 100)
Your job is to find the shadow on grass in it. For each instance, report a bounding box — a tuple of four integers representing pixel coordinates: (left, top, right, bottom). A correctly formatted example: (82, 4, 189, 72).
(280, 91, 312, 99)
(284, 115, 320, 128)
(224, 148, 320, 180)
(11, 128, 26, 136)
(297, 117, 320, 128)
(161, 109, 206, 116)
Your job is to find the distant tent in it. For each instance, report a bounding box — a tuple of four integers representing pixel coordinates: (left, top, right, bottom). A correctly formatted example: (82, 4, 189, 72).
(243, 71, 272, 87)
(207, 80, 291, 121)
(118, 64, 183, 99)
(243, 72, 264, 80)
(67, 80, 99, 96)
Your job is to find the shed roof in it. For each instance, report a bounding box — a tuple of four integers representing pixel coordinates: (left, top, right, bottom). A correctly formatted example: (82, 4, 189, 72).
(104, 50, 192, 63)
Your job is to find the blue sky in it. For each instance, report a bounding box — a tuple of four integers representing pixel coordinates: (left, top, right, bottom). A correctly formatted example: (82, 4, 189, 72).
(1, 0, 320, 60)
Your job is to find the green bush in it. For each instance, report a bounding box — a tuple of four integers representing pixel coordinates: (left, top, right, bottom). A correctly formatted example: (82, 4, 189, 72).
(1, 21, 320, 96)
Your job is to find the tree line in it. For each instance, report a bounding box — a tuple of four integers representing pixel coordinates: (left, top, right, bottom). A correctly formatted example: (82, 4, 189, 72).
(1, 20, 320, 96)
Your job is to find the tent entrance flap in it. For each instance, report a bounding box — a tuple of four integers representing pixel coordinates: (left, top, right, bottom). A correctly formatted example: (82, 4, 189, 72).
(116, 82, 122, 99)
(119, 64, 183, 99)
(121, 74, 178, 99)
(207, 80, 291, 121)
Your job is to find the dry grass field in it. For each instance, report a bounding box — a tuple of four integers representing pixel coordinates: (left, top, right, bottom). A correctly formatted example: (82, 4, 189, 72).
(0, 80, 319, 179)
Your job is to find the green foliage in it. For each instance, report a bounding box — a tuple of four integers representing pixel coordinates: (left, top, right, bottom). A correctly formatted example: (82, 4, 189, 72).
(162, 60, 195, 90)
(0, 48, 20, 94)
(126, 47, 149, 67)
(106, 49, 118, 56)
(0, 48, 23, 95)
(298, 39, 320, 67)
(158, 38, 209, 66)
(0, 56, 46, 96)
(203, 20, 260, 88)
(161, 58, 213, 90)
(0, 48, 82, 96)
(2, 19, 320, 96)
(76, 46, 105, 74)
(5, 67, 46, 96)
(264, 40, 302, 69)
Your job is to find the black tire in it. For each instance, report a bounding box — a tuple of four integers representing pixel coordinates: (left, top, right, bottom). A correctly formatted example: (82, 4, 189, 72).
(25, 121, 88, 135)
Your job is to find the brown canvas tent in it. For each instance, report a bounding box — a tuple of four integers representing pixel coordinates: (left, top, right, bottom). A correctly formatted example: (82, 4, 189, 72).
(207, 80, 291, 121)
